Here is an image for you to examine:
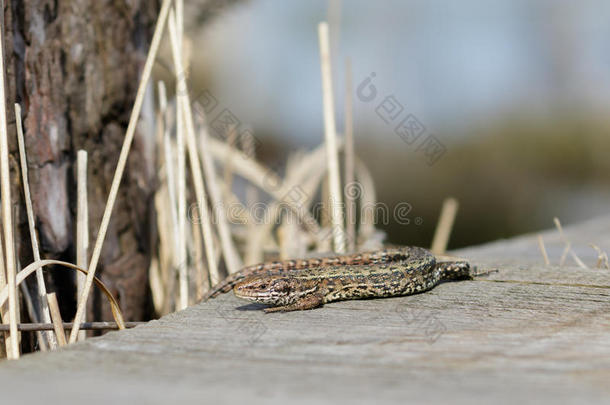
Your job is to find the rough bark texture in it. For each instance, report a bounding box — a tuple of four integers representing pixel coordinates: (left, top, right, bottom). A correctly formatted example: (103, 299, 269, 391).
(3, 0, 159, 325)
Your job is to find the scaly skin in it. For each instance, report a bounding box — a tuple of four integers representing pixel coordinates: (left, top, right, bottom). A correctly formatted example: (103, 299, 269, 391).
(227, 247, 471, 312)
(201, 247, 425, 301)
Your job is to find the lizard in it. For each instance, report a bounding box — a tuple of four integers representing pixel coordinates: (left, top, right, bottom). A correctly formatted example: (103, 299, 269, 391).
(202, 246, 473, 313)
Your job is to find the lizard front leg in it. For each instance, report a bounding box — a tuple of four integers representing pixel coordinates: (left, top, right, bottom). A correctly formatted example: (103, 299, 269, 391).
(263, 294, 324, 313)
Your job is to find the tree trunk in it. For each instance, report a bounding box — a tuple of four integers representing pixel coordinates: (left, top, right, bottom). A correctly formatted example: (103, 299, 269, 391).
(3, 0, 159, 329)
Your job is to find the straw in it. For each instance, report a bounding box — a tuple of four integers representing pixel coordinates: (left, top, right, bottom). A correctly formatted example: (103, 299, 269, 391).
(431, 198, 459, 255)
(553, 217, 587, 269)
(537, 235, 550, 266)
(168, 9, 220, 284)
(76, 150, 89, 341)
(46, 293, 66, 346)
(344, 58, 356, 252)
(0, 4, 19, 357)
(69, 0, 172, 343)
(14, 103, 56, 349)
(197, 125, 243, 273)
(318, 22, 345, 253)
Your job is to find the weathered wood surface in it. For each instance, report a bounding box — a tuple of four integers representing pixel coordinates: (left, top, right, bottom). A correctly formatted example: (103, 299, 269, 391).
(0, 216, 609, 404)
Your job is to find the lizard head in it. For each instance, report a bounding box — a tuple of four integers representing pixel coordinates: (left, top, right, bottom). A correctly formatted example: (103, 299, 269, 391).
(234, 276, 314, 306)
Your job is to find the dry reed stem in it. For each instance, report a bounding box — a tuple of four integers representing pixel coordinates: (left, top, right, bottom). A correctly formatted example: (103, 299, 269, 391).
(46, 293, 66, 346)
(559, 241, 570, 267)
(156, 81, 178, 311)
(246, 152, 329, 261)
(0, 8, 19, 357)
(69, 0, 173, 343)
(168, 10, 220, 285)
(175, 0, 183, 44)
(14, 103, 56, 350)
(0, 232, 9, 354)
(207, 136, 340, 241)
(0, 322, 143, 332)
(431, 198, 459, 255)
(176, 94, 188, 310)
(553, 217, 587, 269)
(152, 172, 170, 312)
(247, 161, 328, 262)
(327, 0, 342, 61)
(197, 125, 243, 274)
(0, 260, 125, 329)
(355, 158, 377, 246)
(148, 257, 164, 314)
(320, 174, 331, 230)
(318, 22, 345, 253)
(173, 3, 189, 311)
(76, 150, 89, 341)
(537, 235, 550, 266)
(344, 58, 356, 252)
(243, 138, 259, 261)
(191, 219, 208, 300)
(590, 244, 609, 269)
(569, 251, 588, 269)
(222, 125, 237, 201)
(17, 278, 46, 351)
(159, 82, 180, 256)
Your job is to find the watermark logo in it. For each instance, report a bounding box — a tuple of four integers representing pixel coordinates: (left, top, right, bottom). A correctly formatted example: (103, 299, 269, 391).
(154, 58, 261, 158)
(186, 180, 423, 230)
(395, 304, 447, 344)
(357, 72, 447, 166)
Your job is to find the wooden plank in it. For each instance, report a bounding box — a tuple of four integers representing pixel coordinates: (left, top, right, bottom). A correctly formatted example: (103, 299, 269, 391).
(0, 217, 609, 404)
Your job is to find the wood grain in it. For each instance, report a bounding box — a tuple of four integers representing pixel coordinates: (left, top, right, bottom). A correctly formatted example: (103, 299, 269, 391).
(0, 216, 609, 404)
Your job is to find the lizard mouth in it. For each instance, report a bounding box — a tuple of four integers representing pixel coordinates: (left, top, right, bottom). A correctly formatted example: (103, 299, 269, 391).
(233, 284, 272, 301)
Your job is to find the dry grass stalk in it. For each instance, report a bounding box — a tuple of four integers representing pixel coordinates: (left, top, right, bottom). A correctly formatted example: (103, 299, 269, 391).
(175, 0, 184, 44)
(0, 229, 9, 355)
(355, 158, 377, 247)
(69, 0, 173, 343)
(344, 58, 356, 252)
(243, 137, 259, 261)
(590, 244, 609, 269)
(176, 93, 188, 310)
(0, 9, 20, 357)
(173, 2, 189, 311)
(431, 198, 459, 255)
(209, 137, 345, 263)
(14, 103, 56, 350)
(191, 219, 208, 301)
(553, 217, 587, 269)
(76, 150, 89, 341)
(155, 81, 179, 312)
(537, 235, 550, 266)
(17, 277, 46, 351)
(0, 322, 143, 332)
(245, 151, 329, 263)
(317, 21, 345, 253)
(222, 125, 237, 201)
(320, 174, 330, 230)
(0, 259, 125, 329)
(168, 10, 220, 285)
(197, 125, 243, 273)
(46, 293, 66, 346)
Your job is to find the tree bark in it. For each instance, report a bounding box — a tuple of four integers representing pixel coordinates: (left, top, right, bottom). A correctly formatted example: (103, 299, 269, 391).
(3, 0, 159, 327)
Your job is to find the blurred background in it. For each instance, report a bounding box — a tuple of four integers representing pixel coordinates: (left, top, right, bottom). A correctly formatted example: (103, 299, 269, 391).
(171, 0, 610, 249)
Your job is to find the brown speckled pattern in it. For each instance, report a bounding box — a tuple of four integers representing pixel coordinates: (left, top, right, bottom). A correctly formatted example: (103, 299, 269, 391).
(204, 247, 471, 312)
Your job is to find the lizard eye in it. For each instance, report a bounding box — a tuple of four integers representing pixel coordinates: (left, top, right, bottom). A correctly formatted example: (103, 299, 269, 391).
(258, 283, 268, 289)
